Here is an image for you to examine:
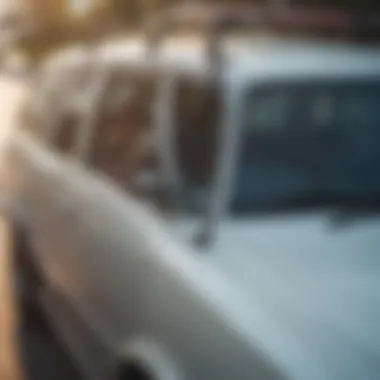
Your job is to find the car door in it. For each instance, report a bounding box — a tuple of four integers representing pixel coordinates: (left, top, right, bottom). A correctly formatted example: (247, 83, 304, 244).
(10, 89, 116, 379)
(68, 73, 291, 380)
(12, 106, 84, 291)
(27, 68, 166, 377)
(70, 68, 161, 329)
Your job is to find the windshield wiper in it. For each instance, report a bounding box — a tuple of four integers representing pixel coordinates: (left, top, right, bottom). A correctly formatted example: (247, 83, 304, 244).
(326, 193, 380, 226)
(233, 190, 380, 217)
(286, 190, 380, 210)
(276, 190, 380, 227)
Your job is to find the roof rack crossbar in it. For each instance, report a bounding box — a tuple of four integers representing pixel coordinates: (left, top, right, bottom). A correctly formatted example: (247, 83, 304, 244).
(143, 5, 380, 74)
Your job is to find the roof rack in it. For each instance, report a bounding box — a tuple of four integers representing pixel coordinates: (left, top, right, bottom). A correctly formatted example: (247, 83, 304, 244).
(143, 4, 380, 75)
(146, 4, 380, 34)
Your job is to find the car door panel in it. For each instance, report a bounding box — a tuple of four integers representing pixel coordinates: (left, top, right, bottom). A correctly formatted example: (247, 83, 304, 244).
(59, 167, 286, 380)
(10, 135, 286, 380)
(10, 134, 91, 298)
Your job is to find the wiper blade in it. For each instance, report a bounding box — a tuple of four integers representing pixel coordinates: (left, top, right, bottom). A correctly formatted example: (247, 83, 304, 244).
(232, 189, 380, 217)
(278, 190, 380, 210)
(327, 194, 380, 227)
(280, 190, 380, 227)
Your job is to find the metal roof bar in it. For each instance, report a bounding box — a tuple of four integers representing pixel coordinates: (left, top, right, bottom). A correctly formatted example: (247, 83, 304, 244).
(147, 4, 380, 32)
(143, 4, 380, 75)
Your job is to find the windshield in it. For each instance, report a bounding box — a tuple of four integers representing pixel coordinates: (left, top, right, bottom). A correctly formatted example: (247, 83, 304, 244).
(229, 79, 380, 214)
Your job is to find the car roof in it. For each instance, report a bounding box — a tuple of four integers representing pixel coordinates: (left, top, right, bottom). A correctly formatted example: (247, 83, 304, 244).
(230, 40, 380, 84)
(45, 36, 380, 85)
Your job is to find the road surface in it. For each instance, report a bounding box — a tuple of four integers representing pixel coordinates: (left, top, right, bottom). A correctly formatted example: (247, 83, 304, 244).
(0, 74, 82, 380)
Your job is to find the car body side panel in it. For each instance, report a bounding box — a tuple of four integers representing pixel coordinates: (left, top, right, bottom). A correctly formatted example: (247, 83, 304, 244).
(9, 132, 288, 380)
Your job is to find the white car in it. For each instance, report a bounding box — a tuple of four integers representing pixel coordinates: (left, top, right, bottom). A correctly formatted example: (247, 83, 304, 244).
(9, 6, 380, 380)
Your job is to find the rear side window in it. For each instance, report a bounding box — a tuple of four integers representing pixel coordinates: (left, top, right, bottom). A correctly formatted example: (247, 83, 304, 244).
(172, 78, 222, 213)
(88, 70, 158, 190)
(174, 79, 220, 184)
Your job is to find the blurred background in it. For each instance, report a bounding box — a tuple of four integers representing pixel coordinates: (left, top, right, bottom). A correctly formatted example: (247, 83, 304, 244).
(4, 0, 380, 64)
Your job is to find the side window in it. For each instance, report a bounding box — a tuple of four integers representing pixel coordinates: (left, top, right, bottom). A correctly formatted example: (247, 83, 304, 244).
(88, 70, 158, 191)
(173, 78, 221, 211)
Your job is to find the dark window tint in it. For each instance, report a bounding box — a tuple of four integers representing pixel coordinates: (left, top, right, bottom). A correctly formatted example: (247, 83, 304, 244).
(337, 84, 380, 188)
(88, 70, 158, 190)
(233, 84, 307, 211)
(173, 78, 221, 213)
(230, 80, 380, 214)
(244, 87, 299, 133)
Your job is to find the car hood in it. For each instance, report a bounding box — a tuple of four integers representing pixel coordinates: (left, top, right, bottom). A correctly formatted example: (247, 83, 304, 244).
(176, 212, 380, 380)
